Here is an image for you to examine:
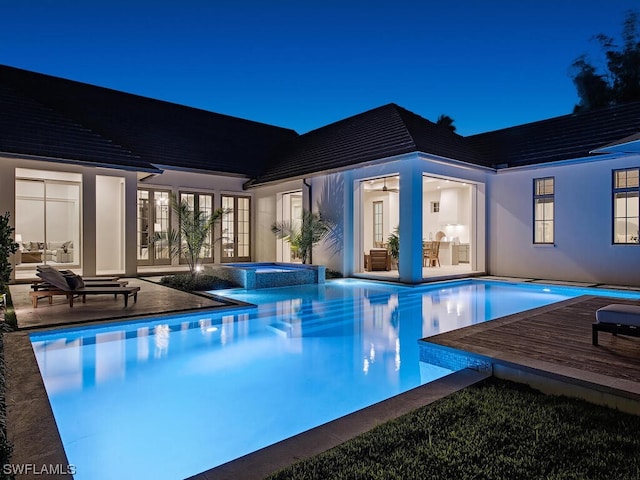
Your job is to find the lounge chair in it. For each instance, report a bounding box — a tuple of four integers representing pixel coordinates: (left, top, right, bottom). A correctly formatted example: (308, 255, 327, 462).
(592, 304, 640, 345)
(30, 267, 139, 308)
(36, 265, 120, 282)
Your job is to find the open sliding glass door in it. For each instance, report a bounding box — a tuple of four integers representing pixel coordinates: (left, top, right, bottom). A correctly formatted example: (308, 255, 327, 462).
(221, 195, 251, 263)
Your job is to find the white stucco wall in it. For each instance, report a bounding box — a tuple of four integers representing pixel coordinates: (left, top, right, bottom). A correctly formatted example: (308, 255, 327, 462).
(489, 154, 640, 285)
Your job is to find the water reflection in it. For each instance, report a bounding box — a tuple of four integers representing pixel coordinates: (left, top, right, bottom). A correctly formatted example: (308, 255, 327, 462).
(32, 280, 581, 397)
(32, 280, 616, 480)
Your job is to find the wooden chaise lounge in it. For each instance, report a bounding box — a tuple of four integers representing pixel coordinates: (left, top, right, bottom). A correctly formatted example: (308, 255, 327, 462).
(30, 286, 139, 308)
(592, 304, 640, 345)
(30, 266, 140, 308)
(31, 278, 129, 291)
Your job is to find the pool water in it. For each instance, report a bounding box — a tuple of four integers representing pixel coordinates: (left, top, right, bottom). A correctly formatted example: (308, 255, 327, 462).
(30, 279, 640, 480)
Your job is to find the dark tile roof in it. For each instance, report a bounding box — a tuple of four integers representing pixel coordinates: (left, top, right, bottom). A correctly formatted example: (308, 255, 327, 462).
(0, 78, 150, 170)
(251, 102, 640, 186)
(248, 103, 484, 185)
(0, 65, 298, 176)
(3, 65, 640, 184)
(467, 102, 640, 168)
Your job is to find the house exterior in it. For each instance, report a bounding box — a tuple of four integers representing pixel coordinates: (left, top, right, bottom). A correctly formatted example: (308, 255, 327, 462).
(1, 65, 640, 285)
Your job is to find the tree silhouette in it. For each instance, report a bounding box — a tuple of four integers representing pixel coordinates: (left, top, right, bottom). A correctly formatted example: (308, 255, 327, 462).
(571, 11, 640, 112)
(436, 114, 456, 132)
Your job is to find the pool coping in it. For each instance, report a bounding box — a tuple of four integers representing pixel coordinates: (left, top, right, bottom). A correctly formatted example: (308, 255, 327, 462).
(5, 330, 73, 480)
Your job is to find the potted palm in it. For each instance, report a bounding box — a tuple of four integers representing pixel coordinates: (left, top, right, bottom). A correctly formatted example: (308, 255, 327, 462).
(154, 194, 226, 277)
(387, 227, 399, 269)
(0, 212, 18, 308)
(271, 209, 333, 264)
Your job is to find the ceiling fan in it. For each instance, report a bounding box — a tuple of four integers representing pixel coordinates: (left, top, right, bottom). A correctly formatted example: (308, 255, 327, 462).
(370, 177, 399, 193)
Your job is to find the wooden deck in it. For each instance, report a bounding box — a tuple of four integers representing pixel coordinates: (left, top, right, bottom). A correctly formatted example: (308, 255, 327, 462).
(422, 295, 640, 403)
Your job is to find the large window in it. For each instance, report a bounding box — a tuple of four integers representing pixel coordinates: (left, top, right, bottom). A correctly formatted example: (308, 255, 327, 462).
(15, 169, 81, 269)
(534, 177, 554, 244)
(278, 191, 302, 262)
(137, 188, 171, 265)
(221, 195, 251, 262)
(613, 168, 639, 244)
(373, 201, 383, 246)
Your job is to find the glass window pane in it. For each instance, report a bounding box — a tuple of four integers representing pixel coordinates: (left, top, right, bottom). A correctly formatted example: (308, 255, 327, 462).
(626, 192, 639, 217)
(534, 178, 554, 244)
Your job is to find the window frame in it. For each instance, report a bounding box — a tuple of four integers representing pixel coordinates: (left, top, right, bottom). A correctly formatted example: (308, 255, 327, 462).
(533, 177, 555, 245)
(373, 200, 383, 245)
(179, 191, 215, 264)
(612, 168, 640, 245)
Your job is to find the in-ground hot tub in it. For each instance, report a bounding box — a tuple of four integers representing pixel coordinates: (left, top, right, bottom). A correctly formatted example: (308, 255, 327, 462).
(207, 262, 325, 289)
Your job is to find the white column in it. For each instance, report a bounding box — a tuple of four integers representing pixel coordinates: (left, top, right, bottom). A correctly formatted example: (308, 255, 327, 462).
(0, 159, 17, 282)
(398, 164, 423, 283)
(342, 171, 354, 276)
(124, 173, 138, 277)
(82, 172, 97, 277)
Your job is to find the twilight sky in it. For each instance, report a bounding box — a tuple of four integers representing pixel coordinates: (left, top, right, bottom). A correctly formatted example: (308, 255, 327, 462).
(1, 0, 637, 136)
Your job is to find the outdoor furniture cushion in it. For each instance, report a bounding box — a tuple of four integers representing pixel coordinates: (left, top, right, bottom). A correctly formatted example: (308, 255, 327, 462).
(36, 268, 70, 291)
(592, 304, 640, 346)
(595, 304, 640, 327)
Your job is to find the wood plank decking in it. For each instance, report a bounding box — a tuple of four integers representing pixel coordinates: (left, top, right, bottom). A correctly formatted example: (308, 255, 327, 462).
(422, 295, 640, 400)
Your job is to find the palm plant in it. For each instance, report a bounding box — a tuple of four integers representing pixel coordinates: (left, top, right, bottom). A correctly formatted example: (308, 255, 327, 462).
(387, 226, 399, 268)
(271, 209, 333, 264)
(154, 195, 227, 276)
(0, 212, 18, 286)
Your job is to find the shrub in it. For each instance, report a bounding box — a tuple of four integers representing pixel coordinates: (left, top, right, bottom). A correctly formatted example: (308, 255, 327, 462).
(0, 322, 13, 480)
(159, 273, 239, 292)
(1, 286, 16, 331)
(325, 269, 343, 279)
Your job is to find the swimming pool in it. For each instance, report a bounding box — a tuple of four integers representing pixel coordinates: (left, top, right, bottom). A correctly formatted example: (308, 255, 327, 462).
(30, 279, 640, 480)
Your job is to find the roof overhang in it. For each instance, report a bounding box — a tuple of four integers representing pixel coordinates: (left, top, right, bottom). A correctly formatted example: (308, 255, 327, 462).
(0, 151, 162, 173)
(591, 132, 640, 154)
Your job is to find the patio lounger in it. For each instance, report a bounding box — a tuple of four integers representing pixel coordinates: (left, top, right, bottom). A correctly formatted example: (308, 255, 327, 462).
(31, 267, 139, 308)
(30, 286, 139, 308)
(592, 304, 640, 345)
(35, 265, 120, 282)
(32, 279, 129, 291)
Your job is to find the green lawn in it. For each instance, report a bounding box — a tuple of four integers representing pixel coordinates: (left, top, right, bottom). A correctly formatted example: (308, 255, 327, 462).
(267, 378, 640, 480)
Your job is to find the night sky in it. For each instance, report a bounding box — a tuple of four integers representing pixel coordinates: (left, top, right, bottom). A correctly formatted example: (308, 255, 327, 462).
(1, 0, 637, 135)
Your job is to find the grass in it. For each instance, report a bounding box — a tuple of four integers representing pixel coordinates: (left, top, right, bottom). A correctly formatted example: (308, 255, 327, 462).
(267, 377, 640, 480)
